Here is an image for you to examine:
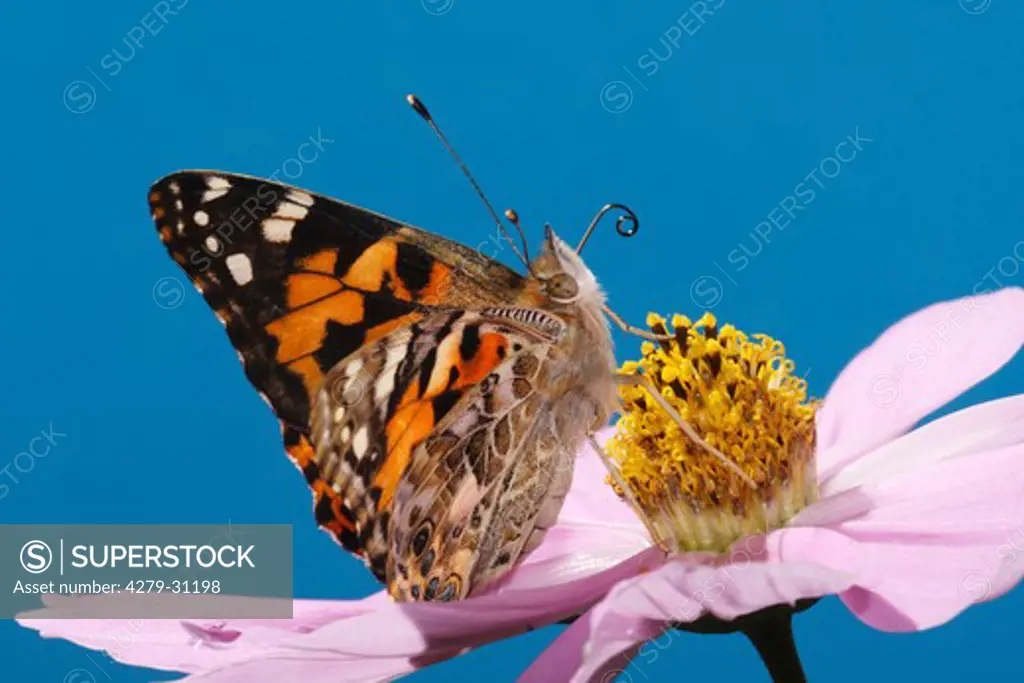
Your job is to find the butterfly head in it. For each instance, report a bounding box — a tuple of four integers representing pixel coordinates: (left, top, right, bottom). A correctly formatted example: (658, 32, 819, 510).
(530, 225, 603, 307)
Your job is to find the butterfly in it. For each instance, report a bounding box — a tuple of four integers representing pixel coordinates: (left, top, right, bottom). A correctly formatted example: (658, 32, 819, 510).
(147, 100, 658, 602)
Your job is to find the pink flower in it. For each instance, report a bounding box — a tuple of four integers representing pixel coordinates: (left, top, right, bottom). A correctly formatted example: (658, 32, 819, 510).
(522, 286, 1024, 682)
(18, 288, 1024, 682)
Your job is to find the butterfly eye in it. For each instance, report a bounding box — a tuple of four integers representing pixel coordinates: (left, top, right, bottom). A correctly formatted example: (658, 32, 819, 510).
(545, 273, 579, 302)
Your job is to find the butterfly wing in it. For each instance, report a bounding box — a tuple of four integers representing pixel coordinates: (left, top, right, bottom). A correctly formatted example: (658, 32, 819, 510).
(307, 309, 553, 583)
(386, 343, 577, 601)
(148, 171, 529, 557)
(309, 306, 576, 599)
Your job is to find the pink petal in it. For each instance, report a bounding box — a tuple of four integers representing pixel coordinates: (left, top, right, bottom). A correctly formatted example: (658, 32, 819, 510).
(166, 548, 666, 683)
(493, 523, 651, 592)
(836, 539, 1020, 632)
(824, 394, 1024, 495)
(531, 542, 855, 683)
(825, 444, 1024, 630)
(517, 608, 662, 683)
(558, 427, 647, 531)
(816, 287, 1024, 482)
(17, 594, 387, 675)
(785, 443, 1024, 631)
(605, 558, 854, 624)
(182, 649, 452, 683)
(285, 547, 665, 657)
(765, 526, 868, 576)
(830, 445, 1024, 541)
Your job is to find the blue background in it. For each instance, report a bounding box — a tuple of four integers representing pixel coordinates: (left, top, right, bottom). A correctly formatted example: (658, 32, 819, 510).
(2, 1, 1023, 680)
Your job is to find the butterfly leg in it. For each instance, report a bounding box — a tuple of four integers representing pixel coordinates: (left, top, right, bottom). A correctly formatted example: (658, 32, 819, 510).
(603, 305, 673, 342)
(585, 433, 667, 545)
(615, 373, 756, 488)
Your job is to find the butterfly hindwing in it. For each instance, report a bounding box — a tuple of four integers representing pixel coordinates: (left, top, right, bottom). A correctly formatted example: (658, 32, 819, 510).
(385, 342, 578, 601)
(309, 310, 548, 583)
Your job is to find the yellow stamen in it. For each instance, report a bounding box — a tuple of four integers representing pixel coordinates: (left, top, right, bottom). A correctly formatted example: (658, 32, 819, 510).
(607, 312, 818, 553)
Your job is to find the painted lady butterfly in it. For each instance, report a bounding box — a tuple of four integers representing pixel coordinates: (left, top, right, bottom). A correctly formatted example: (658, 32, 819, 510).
(148, 99, 655, 601)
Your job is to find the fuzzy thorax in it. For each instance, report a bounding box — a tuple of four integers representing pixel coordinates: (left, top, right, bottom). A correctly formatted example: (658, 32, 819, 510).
(607, 312, 817, 554)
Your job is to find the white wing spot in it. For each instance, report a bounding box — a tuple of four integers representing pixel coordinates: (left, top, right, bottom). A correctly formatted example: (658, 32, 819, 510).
(204, 236, 221, 253)
(194, 210, 210, 227)
(176, 220, 185, 233)
(275, 201, 309, 220)
(334, 406, 346, 423)
(287, 191, 315, 207)
(226, 253, 253, 285)
(175, 199, 184, 211)
(169, 181, 181, 196)
(374, 368, 397, 403)
(206, 176, 232, 190)
(262, 218, 295, 243)
(375, 344, 406, 402)
(352, 426, 368, 459)
(340, 425, 352, 443)
(202, 189, 229, 203)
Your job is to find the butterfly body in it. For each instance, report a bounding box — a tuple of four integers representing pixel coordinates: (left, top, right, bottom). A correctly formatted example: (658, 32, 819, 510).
(149, 171, 616, 601)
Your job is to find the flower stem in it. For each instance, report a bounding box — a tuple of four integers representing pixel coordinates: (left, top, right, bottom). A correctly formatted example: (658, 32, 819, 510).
(677, 598, 815, 682)
(740, 606, 805, 683)
(560, 598, 815, 681)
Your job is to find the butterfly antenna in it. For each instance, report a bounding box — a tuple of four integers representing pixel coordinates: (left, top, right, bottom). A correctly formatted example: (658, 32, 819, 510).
(577, 203, 639, 254)
(503, 208, 539, 277)
(577, 203, 672, 342)
(407, 95, 530, 267)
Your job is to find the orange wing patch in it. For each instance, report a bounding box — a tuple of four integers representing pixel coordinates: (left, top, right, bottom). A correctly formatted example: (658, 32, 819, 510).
(420, 261, 454, 305)
(340, 238, 453, 303)
(287, 356, 327, 399)
(300, 249, 339, 274)
(377, 400, 437, 510)
(455, 332, 508, 387)
(342, 240, 402, 294)
(372, 326, 511, 510)
(284, 426, 317, 470)
(267, 290, 366, 363)
(266, 238, 455, 400)
(287, 249, 343, 307)
(262, 236, 465, 401)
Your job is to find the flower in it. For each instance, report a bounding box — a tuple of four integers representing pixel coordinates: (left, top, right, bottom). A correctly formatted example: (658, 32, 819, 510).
(17, 287, 1024, 682)
(607, 310, 818, 554)
(519, 286, 1024, 682)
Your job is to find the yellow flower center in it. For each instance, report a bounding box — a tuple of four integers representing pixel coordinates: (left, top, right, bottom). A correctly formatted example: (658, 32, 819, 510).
(607, 312, 818, 554)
